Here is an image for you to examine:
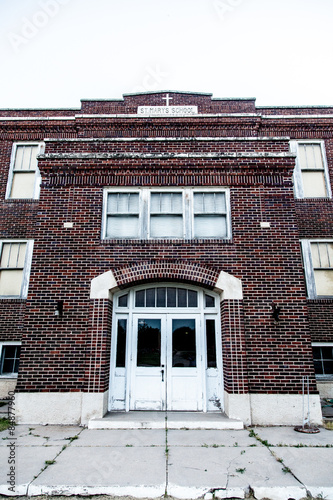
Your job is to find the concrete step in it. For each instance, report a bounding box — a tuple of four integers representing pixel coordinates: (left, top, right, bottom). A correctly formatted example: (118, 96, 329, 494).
(88, 411, 244, 430)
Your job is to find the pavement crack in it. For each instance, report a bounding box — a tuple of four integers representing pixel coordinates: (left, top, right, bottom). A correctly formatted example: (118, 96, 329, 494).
(165, 411, 168, 498)
(249, 428, 309, 496)
(26, 426, 85, 496)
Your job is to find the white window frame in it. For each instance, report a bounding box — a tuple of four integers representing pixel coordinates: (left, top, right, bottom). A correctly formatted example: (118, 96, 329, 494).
(0, 342, 22, 378)
(312, 342, 333, 379)
(6, 142, 44, 200)
(301, 239, 333, 298)
(290, 140, 332, 199)
(0, 240, 34, 299)
(102, 187, 232, 240)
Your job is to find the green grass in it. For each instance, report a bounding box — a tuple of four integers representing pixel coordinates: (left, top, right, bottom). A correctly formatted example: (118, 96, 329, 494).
(0, 418, 10, 432)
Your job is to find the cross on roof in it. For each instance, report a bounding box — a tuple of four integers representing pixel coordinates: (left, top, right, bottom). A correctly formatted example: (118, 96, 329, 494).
(162, 93, 173, 106)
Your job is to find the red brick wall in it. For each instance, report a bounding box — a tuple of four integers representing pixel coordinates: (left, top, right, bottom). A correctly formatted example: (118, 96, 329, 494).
(1, 92, 332, 397)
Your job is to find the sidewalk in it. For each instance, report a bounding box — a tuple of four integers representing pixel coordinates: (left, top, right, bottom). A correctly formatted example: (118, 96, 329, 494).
(0, 420, 332, 500)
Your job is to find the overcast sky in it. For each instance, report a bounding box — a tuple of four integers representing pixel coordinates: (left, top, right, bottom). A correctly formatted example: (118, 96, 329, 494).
(1, 0, 333, 109)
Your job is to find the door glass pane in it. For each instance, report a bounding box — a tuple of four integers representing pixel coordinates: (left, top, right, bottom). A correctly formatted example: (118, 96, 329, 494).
(172, 319, 196, 367)
(116, 319, 127, 367)
(137, 318, 161, 367)
(206, 319, 217, 368)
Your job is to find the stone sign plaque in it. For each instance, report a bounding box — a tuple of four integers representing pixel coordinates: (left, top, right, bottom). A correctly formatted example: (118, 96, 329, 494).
(137, 106, 198, 117)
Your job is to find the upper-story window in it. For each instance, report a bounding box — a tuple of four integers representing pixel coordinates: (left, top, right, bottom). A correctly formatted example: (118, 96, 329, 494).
(291, 141, 331, 199)
(0, 240, 33, 298)
(103, 188, 231, 240)
(301, 240, 333, 298)
(6, 143, 43, 200)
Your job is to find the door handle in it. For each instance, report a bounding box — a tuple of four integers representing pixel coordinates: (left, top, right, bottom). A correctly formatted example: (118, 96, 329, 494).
(161, 369, 164, 382)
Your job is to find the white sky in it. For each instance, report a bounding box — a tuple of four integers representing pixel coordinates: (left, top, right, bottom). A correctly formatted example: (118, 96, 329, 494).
(1, 0, 333, 109)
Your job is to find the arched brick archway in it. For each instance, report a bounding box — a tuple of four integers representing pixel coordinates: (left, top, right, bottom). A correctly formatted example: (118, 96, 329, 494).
(90, 262, 242, 299)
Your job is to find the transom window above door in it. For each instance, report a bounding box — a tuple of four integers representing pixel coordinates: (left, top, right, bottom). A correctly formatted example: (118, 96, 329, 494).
(117, 286, 217, 310)
(102, 188, 231, 240)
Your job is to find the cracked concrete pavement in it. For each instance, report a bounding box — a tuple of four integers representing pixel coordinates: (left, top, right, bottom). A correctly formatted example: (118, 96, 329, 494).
(0, 423, 332, 499)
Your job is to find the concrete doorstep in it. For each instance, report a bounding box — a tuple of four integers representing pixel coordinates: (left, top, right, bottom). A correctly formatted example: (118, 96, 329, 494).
(0, 421, 332, 500)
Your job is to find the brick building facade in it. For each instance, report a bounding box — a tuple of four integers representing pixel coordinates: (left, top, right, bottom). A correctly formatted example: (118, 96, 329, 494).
(0, 91, 332, 425)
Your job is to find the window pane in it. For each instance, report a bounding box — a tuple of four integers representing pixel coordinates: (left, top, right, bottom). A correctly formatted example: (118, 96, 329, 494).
(106, 215, 139, 238)
(0, 270, 23, 296)
(314, 270, 333, 296)
(188, 290, 198, 307)
(172, 319, 196, 367)
(137, 319, 161, 367)
(206, 319, 217, 368)
(150, 215, 183, 238)
(311, 243, 333, 269)
(178, 288, 187, 307)
(321, 346, 333, 359)
(0, 345, 20, 375)
(116, 319, 127, 367)
(194, 215, 227, 238)
(146, 288, 155, 307)
(135, 290, 145, 307)
(156, 288, 166, 307)
(118, 294, 128, 307)
(10, 172, 35, 199)
(323, 360, 333, 374)
(299, 144, 323, 170)
(1, 243, 26, 269)
(313, 360, 323, 375)
(151, 192, 182, 213)
(194, 193, 226, 213)
(15, 146, 38, 171)
(108, 193, 139, 214)
(205, 294, 215, 307)
(302, 171, 327, 198)
(312, 346, 321, 359)
(167, 287, 176, 307)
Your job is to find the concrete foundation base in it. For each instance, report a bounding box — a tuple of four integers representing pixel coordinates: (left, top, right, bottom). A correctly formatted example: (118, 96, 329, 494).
(15, 391, 109, 425)
(14, 390, 323, 426)
(0, 378, 17, 398)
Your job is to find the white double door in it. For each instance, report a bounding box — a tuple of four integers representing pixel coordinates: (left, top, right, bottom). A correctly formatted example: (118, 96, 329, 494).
(130, 313, 203, 411)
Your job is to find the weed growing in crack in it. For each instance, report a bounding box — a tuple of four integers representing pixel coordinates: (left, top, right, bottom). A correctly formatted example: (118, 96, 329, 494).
(236, 467, 246, 474)
(44, 460, 56, 466)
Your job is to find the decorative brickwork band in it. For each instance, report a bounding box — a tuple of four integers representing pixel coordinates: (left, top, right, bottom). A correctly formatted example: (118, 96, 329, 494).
(113, 261, 220, 289)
